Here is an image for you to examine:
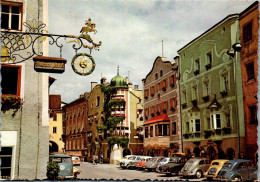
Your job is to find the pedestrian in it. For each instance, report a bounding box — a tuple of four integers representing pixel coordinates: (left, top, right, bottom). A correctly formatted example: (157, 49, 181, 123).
(95, 155, 98, 164)
(239, 152, 246, 159)
(101, 154, 104, 164)
(92, 155, 96, 165)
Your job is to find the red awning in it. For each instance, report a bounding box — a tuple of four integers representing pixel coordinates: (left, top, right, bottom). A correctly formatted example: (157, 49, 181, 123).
(144, 114, 170, 125)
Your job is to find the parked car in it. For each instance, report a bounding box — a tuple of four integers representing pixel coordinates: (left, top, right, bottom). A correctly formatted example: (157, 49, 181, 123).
(216, 159, 258, 181)
(204, 159, 229, 180)
(50, 154, 74, 179)
(128, 156, 148, 169)
(119, 155, 136, 164)
(72, 156, 81, 166)
(143, 156, 165, 172)
(135, 156, 153, 170)
(157, 157, 187, 176)
(179, 158, 210, 178)
(120, 155, 142, 169)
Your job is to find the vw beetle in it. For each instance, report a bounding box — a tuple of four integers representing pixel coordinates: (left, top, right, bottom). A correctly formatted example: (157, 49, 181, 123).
(204, 159, 229, 180)
(216, 159, 258, 181)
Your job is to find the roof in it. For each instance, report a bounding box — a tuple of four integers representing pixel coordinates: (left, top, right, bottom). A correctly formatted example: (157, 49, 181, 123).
(110, 74, 128, 89)
(52, 153, 71, 158)
(240, 1, 258, 17)
(144, 114, 170, 125)
(142, 56, 176, 84)
(49, 95, 61, 109)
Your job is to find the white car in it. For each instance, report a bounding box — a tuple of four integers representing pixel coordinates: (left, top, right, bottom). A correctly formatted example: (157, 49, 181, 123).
(118, 155, 136, 164)
(120, 156, 142, 169)
(72, 156, 80, 166)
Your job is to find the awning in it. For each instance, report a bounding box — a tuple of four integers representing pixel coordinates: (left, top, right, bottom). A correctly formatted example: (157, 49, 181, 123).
(144, 114, 170, 125)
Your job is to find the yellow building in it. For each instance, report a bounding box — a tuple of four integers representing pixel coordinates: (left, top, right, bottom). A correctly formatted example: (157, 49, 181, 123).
(49, 95, 64, 153)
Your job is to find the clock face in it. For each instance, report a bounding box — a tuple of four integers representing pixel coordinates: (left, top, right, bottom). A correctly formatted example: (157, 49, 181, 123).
(71, 53, 95, 76)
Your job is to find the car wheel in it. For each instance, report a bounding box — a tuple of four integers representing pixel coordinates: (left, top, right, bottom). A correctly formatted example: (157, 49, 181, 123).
(147, 168, 152, 172)
(232, 176, 242, 181)
(166, 169, 172, 176)
(195, 170, 203, 178)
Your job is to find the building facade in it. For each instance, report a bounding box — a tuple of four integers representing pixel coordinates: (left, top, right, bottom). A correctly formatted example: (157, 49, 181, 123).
(63, 94, 88, 161)
(85, 70, 144, 164)
(178, 14, 245, 160)
(239, 1, 259, 163)
(0, 0, 49, 180)
(49, 95, 64, 153)
(142, 56, 182, 157)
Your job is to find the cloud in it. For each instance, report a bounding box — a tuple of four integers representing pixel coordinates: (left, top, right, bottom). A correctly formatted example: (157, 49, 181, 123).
(49, 0, 254, 102)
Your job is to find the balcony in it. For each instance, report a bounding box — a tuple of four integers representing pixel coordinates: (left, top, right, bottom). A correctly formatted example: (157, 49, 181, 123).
(205, 63, 212, 70)
(202, 95, 210, 102)
(194, 70, 200, 76)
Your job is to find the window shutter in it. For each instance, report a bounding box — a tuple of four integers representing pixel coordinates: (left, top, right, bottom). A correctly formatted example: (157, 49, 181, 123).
(156, 84, 158, 93)
(174, 97, 177, 107)
(174, 74, 176, 84)
(161, 102, 164, 110)
(165, 79, 167, 88)
(150, 87, 152, 95)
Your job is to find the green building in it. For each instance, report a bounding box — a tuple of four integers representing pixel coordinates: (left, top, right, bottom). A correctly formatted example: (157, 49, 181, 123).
(178, 14, 245, 160)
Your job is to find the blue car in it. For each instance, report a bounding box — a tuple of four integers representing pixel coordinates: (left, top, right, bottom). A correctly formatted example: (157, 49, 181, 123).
(216, 159, 258, 181)
(50, 154, 74, 179)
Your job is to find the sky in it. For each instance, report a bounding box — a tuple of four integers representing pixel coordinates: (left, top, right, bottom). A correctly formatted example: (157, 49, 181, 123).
(48, 0, 254, 103)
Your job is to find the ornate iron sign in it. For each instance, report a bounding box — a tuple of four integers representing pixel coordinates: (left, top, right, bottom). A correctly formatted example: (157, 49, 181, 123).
(33, 56, 67, 73)
(0, 18, 102, 76)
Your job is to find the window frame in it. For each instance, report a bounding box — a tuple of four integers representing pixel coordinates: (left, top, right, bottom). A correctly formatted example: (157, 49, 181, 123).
(243, 21, 252, 44)
(246, 61, 255, 81)
(249, 105, 257, 124)
(1, 65, 22, 97)
(1, 2, 23, 31)
(210, 113, 221, 129)
(53, 127, 57, 134)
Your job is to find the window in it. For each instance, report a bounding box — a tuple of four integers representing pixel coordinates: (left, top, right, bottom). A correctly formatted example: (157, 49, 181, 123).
(150, 126, 153, 137)
(192, 86, 198, 100)
(203, 81, 209, 96)
(169, 74, 175, 87)
(96, 96, 100, 107)
(53, 127, 57, 133)
(225, 114, 231, 127)
(194, 59, 200, 74)
(182, 90, 187, 104)
(160, 70, 163, 77)
(210, 114, 221, 129)
(186, 121, 190, 132)
(172, 122, 177, 135)
(222, 74, 229, 92)
(1, 3, 22, 30)
(155, 125, 158, 136)
(82, 106, 85, 115)
(243, 22, 252, 43)
(53, 113, 57, 121)
(246, 62, 255, 81)
(207, 52, 212, 66)
(155, 73, 158, 80)
(190, 119, 200, 132)
(145, 127, 148, 138)
(249, 105, 257, 124)
(1, 65, 21, 96)
(0, 147, 12, 180)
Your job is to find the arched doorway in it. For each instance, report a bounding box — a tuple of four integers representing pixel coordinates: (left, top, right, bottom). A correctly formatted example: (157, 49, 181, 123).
(106, 149, 110, 159)
(193, 147, 201, 157)
(217, 148, 226, 159)
(207, 146, 216, 161)
(226, 148, 235, 160)
(49, 141, 59, 153)
(123, 148, 131, 157)
(164, 150, 168, 157)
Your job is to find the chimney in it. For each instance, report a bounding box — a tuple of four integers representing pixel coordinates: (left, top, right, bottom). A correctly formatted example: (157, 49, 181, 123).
(134, 85, 139, 90)
(174, 56, 180, 65)
(91, 82, 98, 90)
(125, 76, 129, 84)
(80, 94, 84, 98)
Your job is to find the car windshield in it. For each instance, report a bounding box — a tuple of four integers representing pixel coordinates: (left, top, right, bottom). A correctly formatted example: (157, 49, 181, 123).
(187, 159, 196, 164)
(53, 157, 72, 163)
(161, 158, 168, 163)
(223, 162, 232, 169)
(151, 158, 158, 162)
(129, 156, 136, 160)
(169, 158, 177, 163)
(212, 162, 219, 165)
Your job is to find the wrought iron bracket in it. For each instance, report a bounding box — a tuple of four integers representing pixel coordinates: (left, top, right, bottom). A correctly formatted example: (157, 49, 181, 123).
(1, 19, 102, 76)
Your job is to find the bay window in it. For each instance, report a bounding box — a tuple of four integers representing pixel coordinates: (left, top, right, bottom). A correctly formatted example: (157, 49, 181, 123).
(210, 114, 221, 129)
(1, 3, 22, 30)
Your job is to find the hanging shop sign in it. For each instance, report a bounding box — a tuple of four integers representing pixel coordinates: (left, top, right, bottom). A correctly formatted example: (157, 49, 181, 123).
(33, 56, 67, 73)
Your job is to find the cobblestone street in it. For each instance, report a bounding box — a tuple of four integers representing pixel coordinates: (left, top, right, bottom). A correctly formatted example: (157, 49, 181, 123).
(76, 162, 206, 181)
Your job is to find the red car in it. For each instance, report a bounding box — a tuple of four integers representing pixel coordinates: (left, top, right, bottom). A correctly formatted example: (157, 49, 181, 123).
(136, 156, 152, 170)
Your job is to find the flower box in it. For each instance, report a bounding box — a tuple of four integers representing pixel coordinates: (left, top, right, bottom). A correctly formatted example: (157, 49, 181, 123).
(220, 90, 228, 96)
(1, 95, 23, 113)
(202, 95, 210, 102)
(222, 127, 231, 134)
(182, 103, 187, 109)
(194, 70, 200, 75)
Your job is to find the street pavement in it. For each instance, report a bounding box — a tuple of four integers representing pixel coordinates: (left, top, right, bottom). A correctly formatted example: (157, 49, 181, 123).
(76, 162, 207, 181)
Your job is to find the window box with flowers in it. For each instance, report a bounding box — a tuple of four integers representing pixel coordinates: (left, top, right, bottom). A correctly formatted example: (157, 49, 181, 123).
(204, 129, 214, 138)
(183, 132, 193, 139)
(1, 95, 23, 114)
(222, 127, 231, 134)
